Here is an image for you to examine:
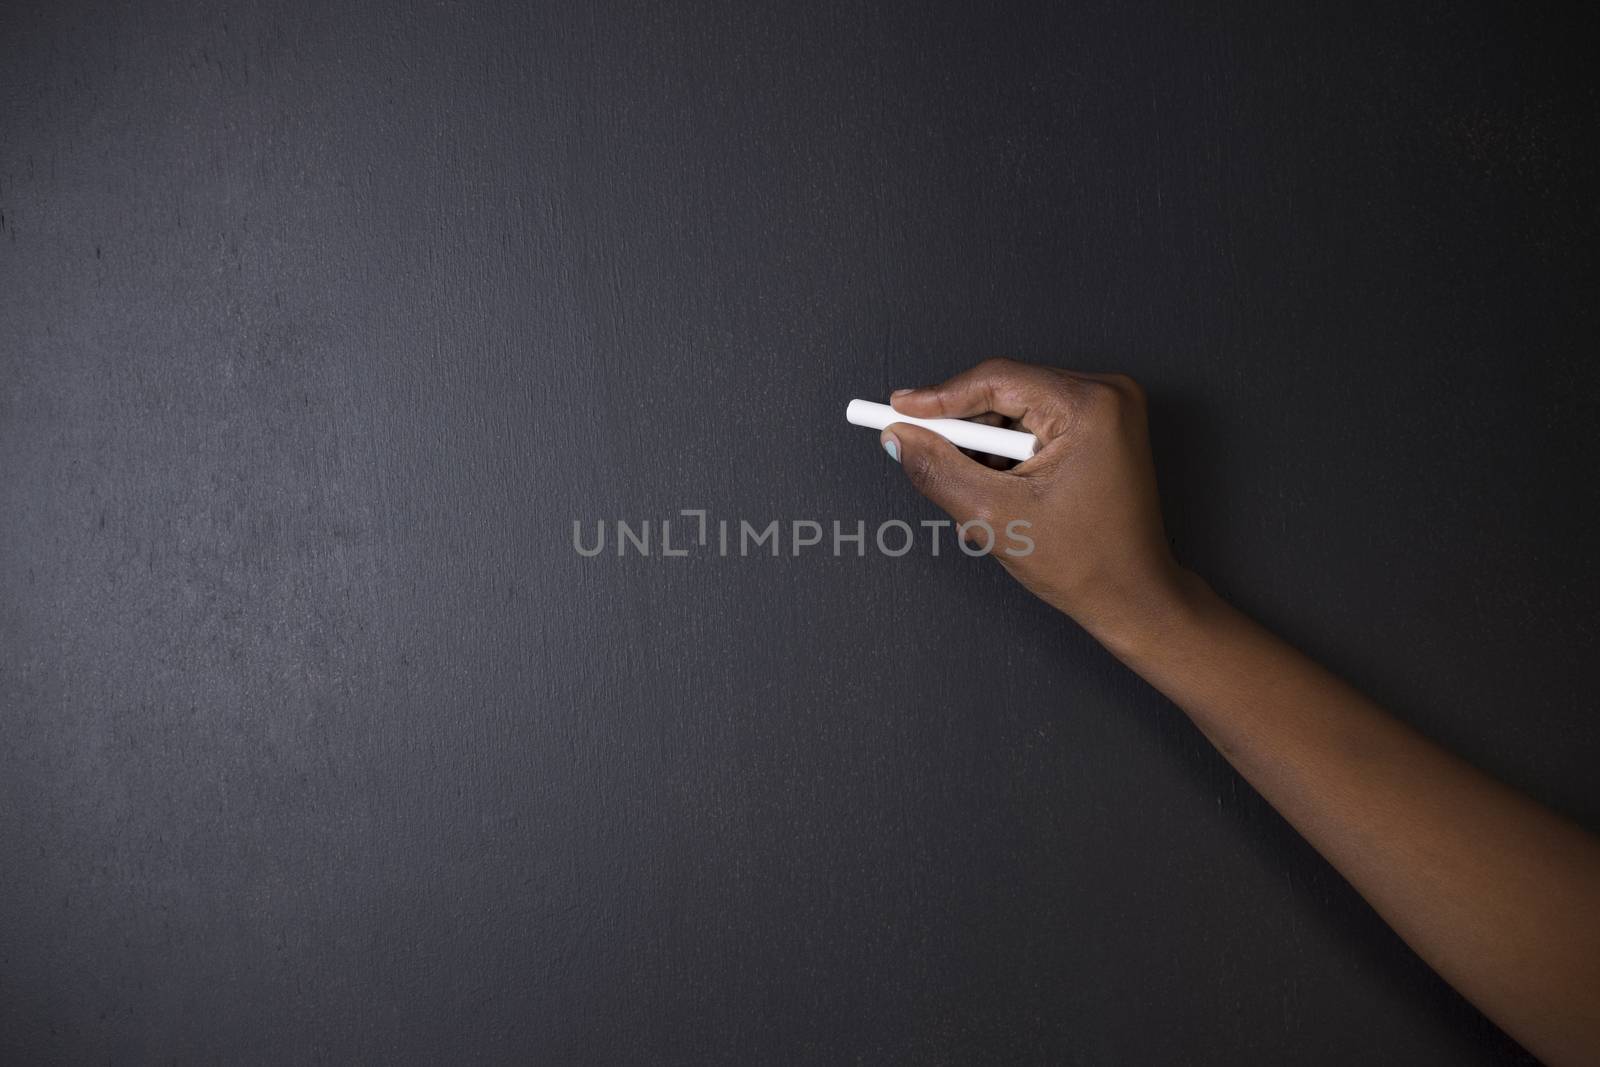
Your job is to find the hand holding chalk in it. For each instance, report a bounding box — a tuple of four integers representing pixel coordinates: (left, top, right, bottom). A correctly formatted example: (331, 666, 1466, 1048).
(865, 361, 1184, 641)
(846, 399, 1038, 462)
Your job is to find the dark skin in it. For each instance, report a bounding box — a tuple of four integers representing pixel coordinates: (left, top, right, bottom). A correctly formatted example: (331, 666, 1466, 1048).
(881, 359, 1600, 1067)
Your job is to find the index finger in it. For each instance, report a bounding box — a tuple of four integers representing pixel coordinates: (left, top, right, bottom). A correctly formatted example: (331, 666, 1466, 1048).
(890, 358, 1073, 441)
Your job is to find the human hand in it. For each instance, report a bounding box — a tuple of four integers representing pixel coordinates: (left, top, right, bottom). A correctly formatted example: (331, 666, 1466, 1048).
(883, 359, 1192, 643)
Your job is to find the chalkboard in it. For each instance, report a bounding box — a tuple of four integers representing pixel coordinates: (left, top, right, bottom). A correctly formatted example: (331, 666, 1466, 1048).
(3, 1, 1595, 1062)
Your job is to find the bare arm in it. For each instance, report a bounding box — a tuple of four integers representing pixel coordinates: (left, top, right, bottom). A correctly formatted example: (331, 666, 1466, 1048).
(882, 360, 1600, 1067)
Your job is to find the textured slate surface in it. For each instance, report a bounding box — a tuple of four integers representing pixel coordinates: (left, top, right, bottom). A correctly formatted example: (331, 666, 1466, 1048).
(2, 1, 1595, 1062)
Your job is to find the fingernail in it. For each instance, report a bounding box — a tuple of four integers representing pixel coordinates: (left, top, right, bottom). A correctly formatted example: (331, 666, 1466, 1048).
(881, 433, 901, 463)
(890, 388, 915, 399)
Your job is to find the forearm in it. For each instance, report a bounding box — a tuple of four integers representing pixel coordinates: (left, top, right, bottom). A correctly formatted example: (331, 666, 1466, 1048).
(1089, 572, 1600, 1067)
(882, 362, 1599, 1061)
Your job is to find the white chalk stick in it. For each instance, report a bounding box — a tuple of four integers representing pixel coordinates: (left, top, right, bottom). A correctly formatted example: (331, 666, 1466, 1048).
(846, 399, 1038, 462)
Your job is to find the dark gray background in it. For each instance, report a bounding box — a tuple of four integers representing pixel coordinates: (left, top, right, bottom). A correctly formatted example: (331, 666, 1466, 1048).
(3, 0, 1596, 1062)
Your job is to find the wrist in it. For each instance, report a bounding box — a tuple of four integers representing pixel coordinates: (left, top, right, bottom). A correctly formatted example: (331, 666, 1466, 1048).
(1077, 564, 1216, 666)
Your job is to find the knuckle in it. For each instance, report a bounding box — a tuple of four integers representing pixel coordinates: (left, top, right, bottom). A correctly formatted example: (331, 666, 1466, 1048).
(1110, 373, 1147, 406)
(1083, 378, 1120, 409)
(1104, 371, 1136, 392)
(905, 451, 940, 495)
(1071, 380, 1128, 433)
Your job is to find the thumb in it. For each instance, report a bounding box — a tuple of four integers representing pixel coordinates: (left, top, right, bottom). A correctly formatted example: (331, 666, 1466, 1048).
(882, 422, 1011, 530)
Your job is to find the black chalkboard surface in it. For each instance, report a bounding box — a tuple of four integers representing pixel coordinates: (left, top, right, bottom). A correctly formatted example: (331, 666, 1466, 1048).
(3, 1, 1595, 1063)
